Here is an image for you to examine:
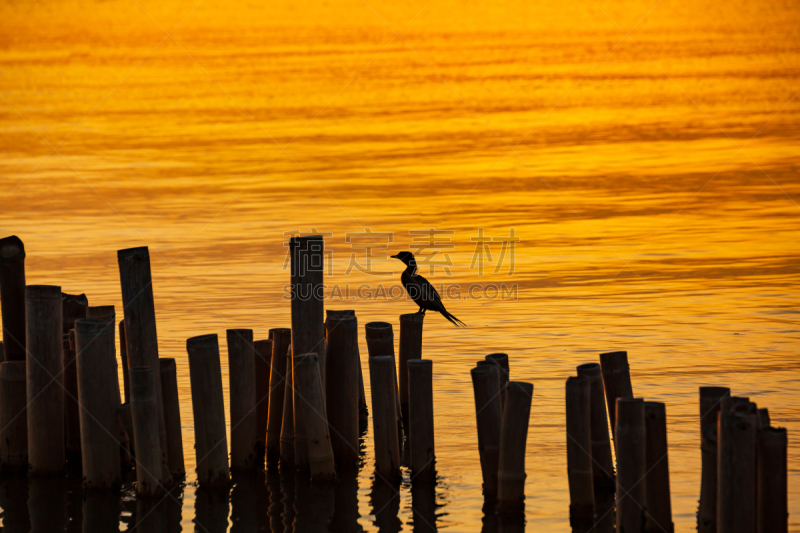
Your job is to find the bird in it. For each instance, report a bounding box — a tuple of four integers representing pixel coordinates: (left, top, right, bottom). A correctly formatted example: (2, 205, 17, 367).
(391, 251, 466, 327)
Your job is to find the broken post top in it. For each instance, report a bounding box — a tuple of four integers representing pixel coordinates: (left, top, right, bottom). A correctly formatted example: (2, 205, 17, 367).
(117, 246, 150, 262)
(86, 305, 115, 321)
(0, 360, 26, 381)
(576, 362, 601, 375)
(471, 362, 500, 377)
(0, 235, 25, 262)
(130, 367, 157, 402)
(599, 350, 628, 372)
(159, 358, 176, 371)
(506, 381, 533, 397)
(74, 318, 115, 337)
(26, 285, 61, 300)
(187, 334, 219, 353)
(486, 353, 509, 372)
(566, 375, 588, 387)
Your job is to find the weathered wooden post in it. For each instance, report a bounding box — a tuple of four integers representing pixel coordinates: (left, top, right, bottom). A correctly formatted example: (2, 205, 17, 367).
(294, 353, 336, 481)
(497, 381, 533, 514)
(575, 363, 614, 495)
(280, 347, 295, 467)
(408, 358, 435, 482)
(267, 328, 290, 463)
(64, 329, 82, 465)
(325, 310, 368, 424)
(324, 314, 360, 468)
(26, 284, 64, 475)
(0, 341, 3, 362)
(757, 426, 787, 533)
(187, 334, 230, 487)
(486, 353, 510, 409)
(227, 329, 258, 471)
(119, 321, 130, 403)
(565, 376, 594, 526)
(62, 293, 88, 334)
(699, 386, 731, 533)
(471, 363, 503, 498)
(369, 355, 401, 482)
(0, 360, 27, 472)
(399, 313, 424, 424)
(600, 350, 633, 440)
(616, 397, 646, 533)
(117, 246, 169, 479)
(757, 408, 770, 429)
(644, 401, 673, 533)
(366, 321, 404, 444)
(0, 236, 26, 361)
(159, 358, 185, 479)
(74, 318, 122, 489)
(86, 305, 115, 321)
(254, 338, 272, 464)
(717, 409, 756, 532)
(129, 367, 163, 497)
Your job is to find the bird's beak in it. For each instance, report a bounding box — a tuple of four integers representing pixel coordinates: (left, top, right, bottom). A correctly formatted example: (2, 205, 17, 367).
(390, 254, 398, 259)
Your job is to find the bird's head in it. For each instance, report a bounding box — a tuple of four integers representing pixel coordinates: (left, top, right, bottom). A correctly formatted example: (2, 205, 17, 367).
(390, 251, 416, 267)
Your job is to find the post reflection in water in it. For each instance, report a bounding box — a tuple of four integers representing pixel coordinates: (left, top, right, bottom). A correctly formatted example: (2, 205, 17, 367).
(266, 470, 284, 533)
(0, 475, 30, 533)
(194, 487, 230, 533)
(230, 471, 268, 533)
(28, 476, 67, 533)
(330, 471, 362, 533)
(280, 467, 296, 533)
(371, 475, 402, 533)
(410, 482, 437, 532)
(83, 490, 121, 533)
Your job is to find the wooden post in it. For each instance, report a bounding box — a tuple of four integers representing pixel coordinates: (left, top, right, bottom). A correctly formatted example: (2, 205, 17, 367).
(575, 363, 614, 495)
(497, 381, 533, 514)
(324, 314, 360, 469)
(599, 350, 633, 440)
(292, 349, 310, 471)
(254, 338, 272, 464)
(26, 284, 64, 475)
(61, 292, 88, 335)
(486, 353, 510, 409)
(294, 353, 336, 481)
(399, 313, 424, 425)
(64, 329, 82, 463)
(369, 355, 401, 482)
(325, 310, 367, 424)
(187, 334, 230, 487)
(117, 405, 133, 473)
(471, 363, 503, 497)
(0, 360, 27, 472)
(408, 358, 435, 481)
(117, 246, 169, 480)
(0, 236, 26, 361)
(616, 397, 646, 533)
(717, 409, 756, 533)
(74, 318, 122, 489)
(757, 426, 787, 533)
(82, 490, 121, 533)
(644, 401, 673, 533)
(366, 321, 403, 442)
(280, 346, 295, 467)
(86, 305, 115, 321)
(227, 329, 258, 471)
(129, 367, 163, 497)
(119, 321, 130, 403)
(267, 328, 290, 464)
(698, 386, 731, 533)
(757, 408, 770, 429)
(0, 341, 3, 362)
(565, 376, 594, 525)
(159, 358, 185, 479)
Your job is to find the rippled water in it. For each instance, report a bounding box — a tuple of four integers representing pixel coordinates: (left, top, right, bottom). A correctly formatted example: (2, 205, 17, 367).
(1, 0, 799, 530)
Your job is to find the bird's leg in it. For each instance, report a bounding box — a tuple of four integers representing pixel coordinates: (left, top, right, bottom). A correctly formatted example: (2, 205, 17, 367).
(416, 307, 424, 314)
(421, 308, 427, 316)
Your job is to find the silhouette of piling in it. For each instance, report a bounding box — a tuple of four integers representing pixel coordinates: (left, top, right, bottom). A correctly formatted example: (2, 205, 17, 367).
(326, 310, 368, 425)
(717, 409, 756, 532)
(294, 353, 336, 481)
(254, 338, 272, 463)
(280, 346, 295, 468)
(129, 367, 163, 497)
(62, 293, 88, 335)
(366, 321, 403, 443)
(644, 401, 673, 533)
(324, 314, 360, 469)
(64, 329, 81, 464)
(227, 329, 258, 471)
(117, 246, 169, 481)
(408, 359, 435, 482)
(159, 358, 185, 479)
(267, 328, 290, 464)
(86, 305, 115, 322)
(497, 381, 533, 514)
(575, 363, 614, 495)
(0, 341, 3, 362)
(698, 386, 730, 533)
(26, 285, 64, 475)
(369, 355, 401, 482)
(486, 353, 509, 409)
(187, 334, 230, 487)
(0, 236, 26, 361)
(615, 397, 646, 533)
(118, 402, 134, 464)
(399, 313, 424, 424)
(0, 360, 27, 472)
(600, 351, 633, 441)
(74, 318, 121, 489)
(757, 408, 770, 429)
(119, 321, 130, 403)
(757, 426, 787, 533)
(471, 363, 503, 498)
(565, 376, 594, 526)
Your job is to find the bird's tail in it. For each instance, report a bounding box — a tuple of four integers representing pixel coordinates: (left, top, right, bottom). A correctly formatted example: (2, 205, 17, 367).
(442, 309, 467, 328)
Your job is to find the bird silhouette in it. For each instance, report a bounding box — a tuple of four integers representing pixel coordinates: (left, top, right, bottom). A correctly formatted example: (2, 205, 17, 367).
(391, 251, 466, 327)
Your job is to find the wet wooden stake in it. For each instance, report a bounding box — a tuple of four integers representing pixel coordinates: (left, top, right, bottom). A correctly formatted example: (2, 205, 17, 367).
(698, 386, 731, 533)
(0, 236, 27, 361)
(159, 358, 185, 479)
(254, 338, 272, 464)
(75, 318, 122, 489)
(119, 321, 130, 403)
(325, 310, 367, 424)
(0, 360, 27, 472)
(324, 314, 360, 469)
(471, 363, 503, 497)
(129, 367, 164, 497)
(64, 330, 82, 463)
(369, 355, 401, 482)
(497, 381, 533, 514)
(757, 426, 787, 533)
(565, 376, 594, 525)
(644, 401, 673, 533)
(366, 321, 403, 443)
(267, 328, 290, 463)
(187, 334, 230, 487)
(280, 346, 295, 467)
(616, 397, 646, 533)
(575, 363, 614, 493)
(294, 353, 336, 481)
(717, 409, 756, 533)
(599, 350, 633, 441)
(399, 313, 424, 424)
(227, 329, 258, 471)
(26, 285, 65, 475)
(117, 247, 169, 480)
(408, 359, 435, 482)
(486, 353, 510, 409)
